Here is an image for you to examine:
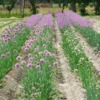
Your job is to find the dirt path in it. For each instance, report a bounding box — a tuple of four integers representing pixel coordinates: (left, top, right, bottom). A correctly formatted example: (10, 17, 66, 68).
(0, 68, 24, 100)
(74, 30, 100, 75)
(54, 20, 86, 100)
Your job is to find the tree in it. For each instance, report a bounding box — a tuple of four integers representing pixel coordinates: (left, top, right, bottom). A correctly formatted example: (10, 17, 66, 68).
(70, 0, 76, 12)
(29, 0, 37, 14)
(62, 0, 68, 12)
(20, 0, 25, 17)
(4, 0, 16, 15)
(78, 0, 91, 15)
(94, 0, 100, 15)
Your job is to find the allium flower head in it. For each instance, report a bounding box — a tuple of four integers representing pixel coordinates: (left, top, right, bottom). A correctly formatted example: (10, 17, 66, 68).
(15, 63, 20, 70)
(6, 52, 10, 56)
(1, 54, 5, 58)
(53, 62, 59, 67)
(21, 60, 26, 65)
(40, 58, 45, 63)
(27, 63, 33, 68)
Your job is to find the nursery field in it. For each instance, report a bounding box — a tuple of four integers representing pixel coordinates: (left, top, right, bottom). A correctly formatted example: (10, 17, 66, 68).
(0, 11, 100, 100)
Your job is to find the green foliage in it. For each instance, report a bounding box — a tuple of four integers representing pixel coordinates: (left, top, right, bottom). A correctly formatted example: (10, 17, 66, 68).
(29, 0, 38, 14)
(61, 27, 100, 100)
(4, 0, 16, 14)
(22, 27, 56, 100)
(75, 26, 100, 51)
(0, 25, 30, 80)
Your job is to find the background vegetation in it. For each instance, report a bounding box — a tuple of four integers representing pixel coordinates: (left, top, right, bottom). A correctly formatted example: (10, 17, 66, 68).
(0, 0, 100, 18)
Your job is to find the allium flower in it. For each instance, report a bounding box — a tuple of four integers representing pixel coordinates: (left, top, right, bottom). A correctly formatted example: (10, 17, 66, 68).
(28, 53, 32, 58)
(28, 57, 33, 62)
(27, 63, 33, 68)
(22, 46, 25, 51)
(24, 47, 28, 51)
(21, 60, 26, 65)
(5, 75, 9, 80)
(13, 49, 18, 53)
(36, 64, 41, 70)
(46, 52, 52, 56)
(40, 58, 45, 63)
(16, 56, 22, 61)
(1, 54, 5, 58)
(6, 52, 10, 56)
(15, 63, 20, 69)
(53, 62, 59, 67)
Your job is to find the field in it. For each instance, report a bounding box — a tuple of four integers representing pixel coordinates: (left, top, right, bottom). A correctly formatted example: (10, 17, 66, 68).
(0, 10, 100, 100)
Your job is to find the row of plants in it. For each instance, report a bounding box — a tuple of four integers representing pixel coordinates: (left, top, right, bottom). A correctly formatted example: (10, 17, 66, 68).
(56, 11, 100, 100)
(14, 14, 58, 100)
(0, 14, 42, 80)
(75, 26, 100, 51)
(61, 28, 100, 100)
(64, 11, 100, 51)
(0, 23, 30, 80)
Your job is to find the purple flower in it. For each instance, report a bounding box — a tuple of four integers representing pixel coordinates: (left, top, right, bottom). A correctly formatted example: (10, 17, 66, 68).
(53, 62, 59, 67)
(40, 58, 45, 63)
(36, 64, 41, 70)
(21, 60, 26, 65)
(15, 63, 20, 69)
(6, 52, 10, 56)
(28, 53, 32, 58)
(27, 63, 33, 68)
(16, 56, 22, 61)
(1, 54, 5, 58)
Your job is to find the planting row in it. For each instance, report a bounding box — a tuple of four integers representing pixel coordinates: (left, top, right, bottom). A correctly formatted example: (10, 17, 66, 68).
(0, 13, 58, 100)
(61, 28, 100, 100)
(56, 11, 100, 51)
(14, 13, 57, 100)
(56, 11, 100, 100)
(0, 14, 43, 80)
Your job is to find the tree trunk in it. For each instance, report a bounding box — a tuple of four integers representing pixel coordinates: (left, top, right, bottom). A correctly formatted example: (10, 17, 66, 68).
(2, 0, 5, 7)
(71, 0, 76, 12)
(29, 0, 37, 14)
(62, 3, 66, 13)
(21, 0, 25, 18)
(50, 0, 52, 7)
(58, 0, 61, 8)
(95, 1, 100, 15)
(9, 11, 11, 15)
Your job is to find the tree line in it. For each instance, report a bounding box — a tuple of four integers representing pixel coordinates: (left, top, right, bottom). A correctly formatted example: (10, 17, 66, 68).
(0, 0, 100, 17)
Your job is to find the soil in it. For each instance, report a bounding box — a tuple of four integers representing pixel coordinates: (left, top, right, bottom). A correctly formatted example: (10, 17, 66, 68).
(54, 20, 86, 100)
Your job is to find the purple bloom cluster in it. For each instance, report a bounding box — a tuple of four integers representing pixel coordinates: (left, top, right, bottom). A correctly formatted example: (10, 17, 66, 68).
(22, 36, 35, 52)
(64, 11, 93, 27)
(56, 10, 93, 29)
(38, 13, 54, 28)
(56, 12, 68, 29)
(23, 14, 42, 29)
(34, 13, 54, 33)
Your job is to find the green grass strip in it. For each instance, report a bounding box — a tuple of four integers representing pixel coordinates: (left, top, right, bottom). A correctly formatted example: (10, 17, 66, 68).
(0, 20, 16, 29)
(75, 26, 100, 51)
(61, 27, 100, 100)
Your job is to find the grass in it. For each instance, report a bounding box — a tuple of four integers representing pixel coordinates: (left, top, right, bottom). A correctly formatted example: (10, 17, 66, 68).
(0, 8, 31, 18)
(61, 27, 100, 100)
(75, 26, 100, 51)
(0, 20, 15, 29)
